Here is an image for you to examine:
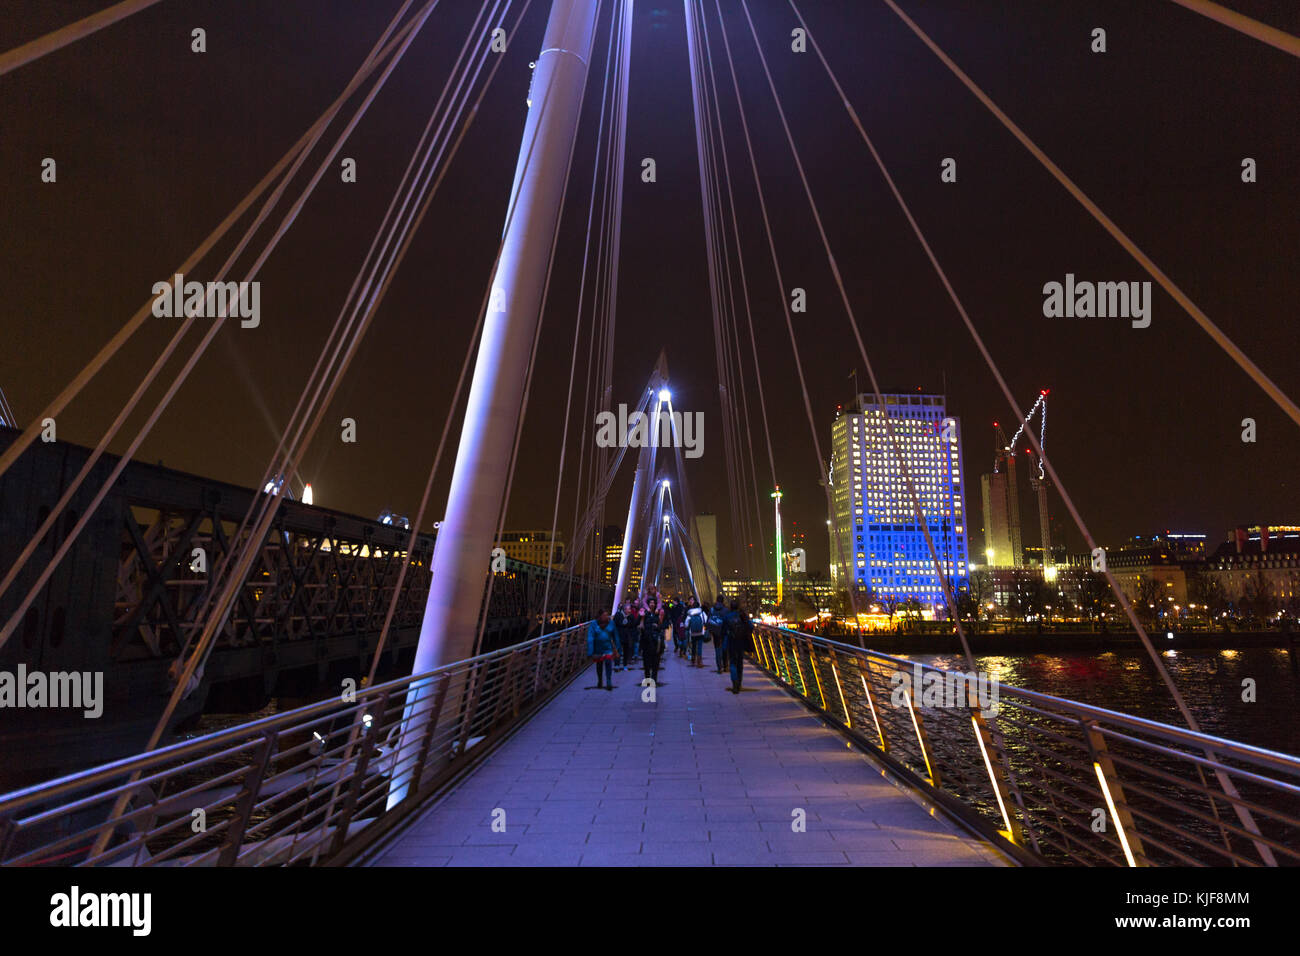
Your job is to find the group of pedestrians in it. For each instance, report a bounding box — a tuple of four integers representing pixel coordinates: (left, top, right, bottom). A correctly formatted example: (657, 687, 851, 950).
(585, 588, 755, 695)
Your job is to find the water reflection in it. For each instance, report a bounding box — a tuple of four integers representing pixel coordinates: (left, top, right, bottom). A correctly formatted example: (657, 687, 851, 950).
(912, 647, 1300, 757)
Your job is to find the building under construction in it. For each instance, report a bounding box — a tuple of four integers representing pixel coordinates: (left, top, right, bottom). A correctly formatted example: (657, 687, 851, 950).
(980, 392, 1054, 573)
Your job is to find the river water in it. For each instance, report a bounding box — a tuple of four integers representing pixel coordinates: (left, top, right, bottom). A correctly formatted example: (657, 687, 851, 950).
(906, 647, 1300, 757)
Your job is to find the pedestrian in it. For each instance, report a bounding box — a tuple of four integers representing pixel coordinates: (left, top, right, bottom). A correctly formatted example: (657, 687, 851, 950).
(614, 601, 638, 671)
(641, 599, 667, 685)
(671, 599, 688, 656)
(722, 601, 753, 694)
(684, 596, 708, 667)
(708, 594, 728, 673)
(586, 609, 619, 690)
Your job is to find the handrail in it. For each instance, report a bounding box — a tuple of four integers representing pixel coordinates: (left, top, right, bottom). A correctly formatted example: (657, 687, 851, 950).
(0, 623, 593, 867)
(751, 623, 1300, 867)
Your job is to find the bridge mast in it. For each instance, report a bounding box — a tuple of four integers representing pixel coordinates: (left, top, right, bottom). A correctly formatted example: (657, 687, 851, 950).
(412, 0, 601, 669)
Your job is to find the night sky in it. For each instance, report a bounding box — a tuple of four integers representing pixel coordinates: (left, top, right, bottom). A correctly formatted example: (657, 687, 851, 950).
(3, 0, 1298, 580)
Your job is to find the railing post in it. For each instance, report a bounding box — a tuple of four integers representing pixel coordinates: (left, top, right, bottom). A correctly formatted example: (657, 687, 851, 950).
(789, 633, 808, 698)
(804, 636, 828, 710)
(407, 674, 451, 797)
(327, 690, 389, 856)
(216, 731, 276, 866)
(753, 629, 770, 671)
(456, 659, 488, 758)
(901, 684, 940, 788)
(969, 701, 1023, 845)
(829, 650, 851, 729)
(1084, 720, 1148, 867)
(858, 662, 889, 753)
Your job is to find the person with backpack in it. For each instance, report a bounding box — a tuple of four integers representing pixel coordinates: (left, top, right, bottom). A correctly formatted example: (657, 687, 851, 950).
(683, 596, 708, 668)
(708, 595, 728, 673)
(721, 600, 754, 694)
(613, 601, 638, 672)
(586, 609, 620, 690)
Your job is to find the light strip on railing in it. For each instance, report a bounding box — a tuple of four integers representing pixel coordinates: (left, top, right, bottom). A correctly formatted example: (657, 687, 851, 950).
(1094, 762, 1138, 867)
(831, 661, 850, 728)
(903, 689, 936, 784)
(808, 646, 828, 710)
(971, 715, 1013, 839)
(860, 674, 885, 750)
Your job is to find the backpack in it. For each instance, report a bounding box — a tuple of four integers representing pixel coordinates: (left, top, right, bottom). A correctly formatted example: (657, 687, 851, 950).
(687, 607, 706, 635)
(707, 610, 724, 632)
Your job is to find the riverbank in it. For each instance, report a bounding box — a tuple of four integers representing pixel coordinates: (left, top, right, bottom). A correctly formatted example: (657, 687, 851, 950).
(824, 629, 1300, 655)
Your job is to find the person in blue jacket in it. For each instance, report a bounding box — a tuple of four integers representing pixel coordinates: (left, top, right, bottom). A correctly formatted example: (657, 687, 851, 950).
(586, 610, 619, 690)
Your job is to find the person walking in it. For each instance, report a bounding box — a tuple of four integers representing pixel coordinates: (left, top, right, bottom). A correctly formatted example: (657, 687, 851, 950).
(641, 599, 667, 685)
(684, 596, 708, 667)
(708, 595, 728, 673)
(586, 609, 619, 690)
(671, 599, 688, 657)
(613, 601, 638, 672)
(722, 601, 753, 694)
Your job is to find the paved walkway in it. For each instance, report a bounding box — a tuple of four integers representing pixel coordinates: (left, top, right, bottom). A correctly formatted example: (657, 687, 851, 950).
(366, 636, 1007, 866)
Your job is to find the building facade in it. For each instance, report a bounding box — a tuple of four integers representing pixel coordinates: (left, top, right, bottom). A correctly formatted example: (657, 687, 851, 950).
(828, 392, 969, 612)
(495, 530, 565, 569)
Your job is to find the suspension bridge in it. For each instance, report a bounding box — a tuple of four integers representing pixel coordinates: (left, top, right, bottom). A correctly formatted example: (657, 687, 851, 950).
(0, 0, 1298, 868)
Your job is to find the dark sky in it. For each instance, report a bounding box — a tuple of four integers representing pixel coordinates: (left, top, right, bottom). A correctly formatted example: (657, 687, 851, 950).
(3, 0, 1298, 579)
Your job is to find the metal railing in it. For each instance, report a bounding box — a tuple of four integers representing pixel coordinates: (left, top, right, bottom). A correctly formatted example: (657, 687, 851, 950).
(751, 624, 1300, 867)
(0, 623, 592, 867)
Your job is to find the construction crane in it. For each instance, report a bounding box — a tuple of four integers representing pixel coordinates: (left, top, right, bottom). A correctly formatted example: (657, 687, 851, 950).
(1007, 391, 1054, 576)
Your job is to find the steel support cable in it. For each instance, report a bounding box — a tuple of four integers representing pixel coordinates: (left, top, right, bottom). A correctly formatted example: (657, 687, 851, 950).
(218, 0, 491, 568)
(792, 0, 1274, 863)
(0, 2, 425, 506)
(693, 1, 769, 575)
(1166, 0, 1300, 58)
(739, 7, 1035, 851)
(573, 0, 626, 600)
(538, 0, 624, 630)
(0, 0, 168, 77)
(596, 3, 632, 512)
(5, 0, 437, 653)
(247, 0, 516, 667)
(358, 0, 529, 681)
(688, 5, 749, 578)
(90, 0, 542, 856)
(666, 430, 712, 600)
(685, 2, 748, 579)
(0, 1, 436, 652)
(0, 4, 428, 492)
(707, 0, 861, 623)
(877, 0, 1300, 431)
(739, 1, 975, 664)
(205, 0, 500, 643)
(696, 0, 778, 504)
(335, 1, 546, 848)
(87, 2, 480, 858)
(473, 0, 602, 657)
(155, 0, 515, 739)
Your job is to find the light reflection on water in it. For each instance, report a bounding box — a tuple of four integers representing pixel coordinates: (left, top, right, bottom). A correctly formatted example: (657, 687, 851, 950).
(906, 647, 1300, 757)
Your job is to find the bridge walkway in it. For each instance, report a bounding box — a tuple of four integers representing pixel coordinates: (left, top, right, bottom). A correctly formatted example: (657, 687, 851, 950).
(363, 634, 1008, 867)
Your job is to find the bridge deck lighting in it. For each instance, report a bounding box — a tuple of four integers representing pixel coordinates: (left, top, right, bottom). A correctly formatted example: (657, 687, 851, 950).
(658, 388, 671, 401)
